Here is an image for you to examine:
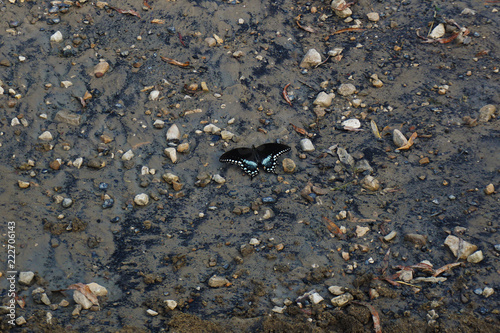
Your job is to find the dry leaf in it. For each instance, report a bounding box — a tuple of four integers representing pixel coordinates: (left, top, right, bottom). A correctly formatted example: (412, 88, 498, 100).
(395, 132, 417, 150)
(160, 56, 190, 67)
(151, 19, 165, 24)
(68, 283, 99, 306)
(371, 120, 382, 139)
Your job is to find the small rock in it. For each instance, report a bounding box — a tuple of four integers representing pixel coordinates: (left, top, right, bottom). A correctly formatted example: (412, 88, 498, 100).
(337, 147, 354, 167)
(11, 118, 20, 126)
(134, 193, 149, 206)
(147, 309, 158, 316)
(341, 118, 361, 129)
(203, 124, 221, 135)
(467, 250, 484, 263)
(384, 230, 397, 242)
(313, 92, 335, 107)
(73, 157, 83, 169)
(282, 158, 296, 173)
(356, 226, 370, 237)
(309, 292, 324, 304)
(165, 300, 177, 310)
(164, 147, 178, 163)
(328, 286, 345, 296)
(153, 119, 165, 129)
(419, 157, 430, 165)
(331, 0, 352, 18)
(354, 159, 372, 174)
(249, 238, 260, 246)
(87, 282, 108, 296)
(55, 110, 81, 126)
(166, 124, 181, 141)
(342, 251, 350, 261)
(331, 293, 353, 307)
(429, 23, 445, 39)
(484, 183, 495, 195)
(300, 138, 315, 152)
(337, 83, 356, 96)
(177, 143, 190, 153)
(94, 61, 110, 78)
(213, 174, 226, 184)
(360, 175, 380, 191)
(300, 49, 322, 68)
(60, 81, 73, 88)
(15, 316, 27, 326)
(366, 12, 380, 22)
(149, 90, 160, 101)
(41, 293, 51, 305)
(72, 304, 82, 316)
(18, 180, 30, 189)
(233, 50, 244, 58)
(50, 31, 63, 42)
(208, 275, 229, 288)
(205, 37, 217, 47)
(393, 129, 408, 148)
(73, 290, 93, 309)
(39, 131, 53, 141)
(438, 85, 449, 95)
(162, 173, 179, 184)
(19, 271, 35, 285)
(405, 233, 428, 247)
(444, 235, 478, 259)
(59, 299, 70, 307)
(62, 198, 73, 208)
(122, 149, 134, 161)
(49, 160, 61, 170)
(220, 130, 235, 141)
(483, 287, 494, 298)
(478, 104, 496, 123)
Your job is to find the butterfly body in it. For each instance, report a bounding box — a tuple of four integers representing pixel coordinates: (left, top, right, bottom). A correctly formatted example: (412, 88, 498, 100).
(219, 143, 291, 179)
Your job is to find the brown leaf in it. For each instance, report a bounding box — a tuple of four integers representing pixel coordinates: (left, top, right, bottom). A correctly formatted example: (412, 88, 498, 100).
(151, 19, 165, 24)
(68, 283, 99, 306)
(433, 262, 461, 277)
(323, 216, 342, 235)
(112, 7, 141, 18)
(160, 56, 190, 67)
(370, 119, 382, 139)
(396, 132, 417, 150)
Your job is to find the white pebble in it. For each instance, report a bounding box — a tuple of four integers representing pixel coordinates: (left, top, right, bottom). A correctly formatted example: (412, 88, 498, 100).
(38, 131, 53, 141)
(299, 138, 315, 152)
(134, 193, 149, 206)
(50, 31, 63, 43)
(121, 149, 134, 161)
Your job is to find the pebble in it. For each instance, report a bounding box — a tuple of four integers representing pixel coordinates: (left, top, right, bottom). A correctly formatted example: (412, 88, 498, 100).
(233, 50, 244, 58)
(337, 147, 354, 167)
(147, 309, 158, 316)
(41, 293, 51, 305)
(165, 300, 178, 310)
(203, 124, 221, 135)
(102, 198, 114, 209)
(72, 304, 82, 316)
(153, 119, 165, 129)
(354, 159, 372, 174)
(366, 12, 380, 22)
(62, 198, 73, 208)
(122, 149, 134, 161)
(166, 124, 181, 141)
(60, 80, 73, 88)
(444, 235, 478, 259)
(360, 175, 380, 191)
(134, 193, 149, 206)
(94, 61, 110, 78)
(328, 47, 344, 57)
(208, 275, 229, 288)
(300, 138, 315, 152)
(331, 0, 352, 18)
(162, 173, 179, 184)
(393, 129, 408, 148)
(164, 147, 178, 163)
(55, 110, 81, 126)
(356, 226, 370, 237)
(313, 92, 335, 107)
(282, 158, 296, 173)
(331, 293, 353, 307)
(337, 83, 356, 96)
(19, 271, 35, 285)
(437, 85, 449, 95)
(328, 286, 345, 296)
(405, 233, 427, 246)
(467, 250, 484, 263)
(73, 290, 93, 309)
(249, 238, 260, 246)
(383, 230, 397, 242)
(299, 49, 322, 68)
(484, 183, 495, 195)
(49, 159, 61, 170)
(370, 74, 383, 88)
(213, 174, 226, 184)
(15, 316, 26, 326)
(483, 287, 494, 298)
(309, 292, 324, 304)
(205, 37, 217, 47)
(18, 180, 30, 189)
(59, 299, 70, 307)
(73, 157, 83, 169)
(478, 104, 496, 123)
(149, 90, 160, 101)
(220, 130, 235, 140)
(177, 143, 189, 153)
(38, 131, 53, 141)
(341, 118, 361, 129)
(50, 31, 63, 42)
(429, 23, 445, 39)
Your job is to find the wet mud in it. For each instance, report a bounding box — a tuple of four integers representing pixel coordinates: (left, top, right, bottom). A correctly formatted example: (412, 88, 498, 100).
(0, 0, 499, 332)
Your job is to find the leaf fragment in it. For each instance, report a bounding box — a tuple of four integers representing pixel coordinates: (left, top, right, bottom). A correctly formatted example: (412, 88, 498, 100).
(160, 56, 190, 67)
(68, 283, 99, 306)
(370, 119, 382, 139)
(395, 132, 417, 150)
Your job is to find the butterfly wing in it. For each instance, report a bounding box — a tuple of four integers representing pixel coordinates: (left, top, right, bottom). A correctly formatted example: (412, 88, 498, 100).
(219, 147, 260, 178)
(255, 143, 291, 173)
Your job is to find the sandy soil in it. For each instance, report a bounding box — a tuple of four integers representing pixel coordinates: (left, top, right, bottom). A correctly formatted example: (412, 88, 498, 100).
(0, 0, 499, 332)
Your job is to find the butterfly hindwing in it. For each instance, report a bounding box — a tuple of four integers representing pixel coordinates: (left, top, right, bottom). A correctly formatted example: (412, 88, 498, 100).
(220, 143, 291, 178)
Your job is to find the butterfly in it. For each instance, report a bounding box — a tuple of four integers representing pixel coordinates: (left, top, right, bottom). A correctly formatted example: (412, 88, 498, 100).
(219, 143, 291, 179)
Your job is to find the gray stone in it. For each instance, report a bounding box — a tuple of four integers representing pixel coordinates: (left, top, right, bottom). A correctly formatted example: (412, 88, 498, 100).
(300, 138, 315, 152)
(331, 293, 353, 307)
(73, 290, 93, 309)
(55, 110, 81, 126)
(38, 131, 53, 141)
(19, 271, 35, 285)
(478, 104, 496, 123)
(208, 275, 229, 288)
(337, 83, 356, 96)
(166, 124, 181, 141)
(134, 193, 149, 206)
(393, 129, 408, 148)
(300, 49, 322, 68)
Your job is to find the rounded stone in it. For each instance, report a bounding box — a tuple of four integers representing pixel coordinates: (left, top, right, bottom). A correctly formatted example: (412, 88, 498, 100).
(208, 275, 229, 288)
(134, 193, 149, 206)
(38, 131, 53, 141)
(393, 129, 408, 148)
(337, 83, 356, 96)
(300, 138, 315, 152)
(282, 158, 296, 173)
(299, 49, 322, 68)
(361, 175, 380, 191)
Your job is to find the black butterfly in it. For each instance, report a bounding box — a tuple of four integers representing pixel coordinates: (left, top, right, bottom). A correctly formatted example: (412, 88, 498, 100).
(219, 143, 291, 179)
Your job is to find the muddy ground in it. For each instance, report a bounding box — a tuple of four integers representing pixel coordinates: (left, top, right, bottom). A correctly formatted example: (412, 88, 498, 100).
(0, 0, 499, 332)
